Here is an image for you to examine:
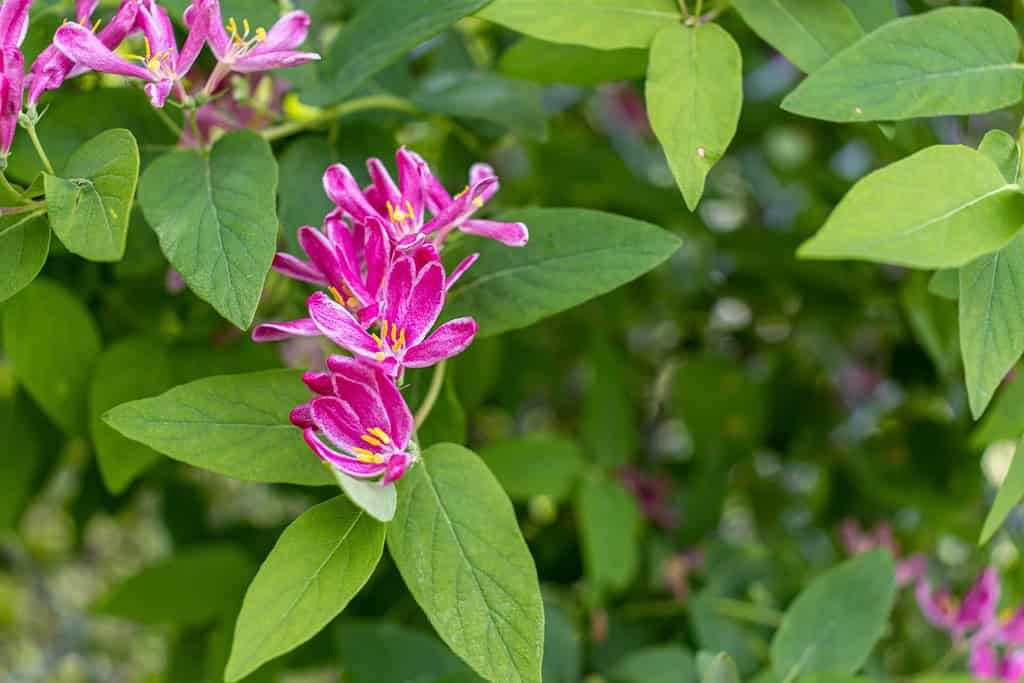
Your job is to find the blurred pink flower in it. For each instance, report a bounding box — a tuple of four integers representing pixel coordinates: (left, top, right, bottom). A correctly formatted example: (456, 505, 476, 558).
(619, 466, 677, 530)
(839, 519, 926, 587)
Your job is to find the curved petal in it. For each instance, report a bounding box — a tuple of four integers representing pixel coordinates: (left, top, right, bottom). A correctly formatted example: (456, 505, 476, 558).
(232, 49, 320, 73)
(366, 157, 402, 214)
(290, 403, 314, 428)
(363, 216, 390, 297)
(310, 396, 372, 452)
(144, 79, 174, 107)
(375, 369, 412, 447)
(272, 252, 326, 286)
(324, 163, 379, 224)
(298, 226, 345, 288)
(77, 0, 99, 22)
(54, 23, 155, 82)
(968, 641, 998, 679)
(195, 0, 230, 58)
(469, 163, 499, 202)
(303, 428, 387, 478)
(399, 261, 445, 346)
(959, 568, 1000, 633)
(301, 371, 334, 396)
(459, 219, 529, 247)
(383, 256, 415, 328)
(445, 253, 478, 292)
(382, 453, 412, 485)
(176, 0, 210, 75)
(421, 176, 497, 236)
(251, 317, 320, 342)
(307, 291, 382, 361)
(254, 10, 310, 52)
(136, 1, 178, 63)
(396, 147, 425, 222)
(915, 580, 958, 632)
(403, 317, 477, 369)
(0, 0, 31, 48)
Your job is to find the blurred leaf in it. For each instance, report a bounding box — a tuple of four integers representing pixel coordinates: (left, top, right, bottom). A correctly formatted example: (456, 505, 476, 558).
(226, 496, 386, 682)
(901, 274, 959, 377)
(674, 355, 764, 456)
(306, 0, 492, 105)
(542, 603, 581, 683)
(771, 550, 896, 678)
(979, 129, 1020, 183)
(445, 208, 680, 337)
(45, 129, 138, 262)
(277, 135, 336, 253)
(0, 392, 44, 530)
(733, 0, 862, 73)
(418, 375, 466, 446)
(480, 433, 584, 502)
(411, 72, 549, 141)
(782, 8, 1024, 122)
(798, 146, 1024, 268)
(335, 620, 481, 683)
(699, 653, 739, 683)
(115, 208, 167, 279)
(3, 278, 101, 434)
(478, 0, 678, 50)
(94, 544, 254, 626)
(980, 436, 1024, 544)
(928, 270, 959, 300)
(0, 211, 49, 304)
(973, 374, 1024, 447)
(647, 23, 742, 210)
(582, 339, 637, 466)
(103, 369, 334, 486)
(89, 337, 175, 494)
(139, 130, 278, 329)
(610, 645, 697, 683)
(388, 443, 545, 683)
(577, 471, 641, 598)
(841, 0, 896, 32)
(689, 591, 763, 677)
(498, 39, 646, 85)
(332, 467, 397, 523)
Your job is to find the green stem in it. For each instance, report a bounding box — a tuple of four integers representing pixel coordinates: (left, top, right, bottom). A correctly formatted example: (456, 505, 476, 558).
(0, 172, 24, 200)
(694, 0, 704, 17)
(414, 359, 447, 430)
(25, 120, 55, 175)
(710, 597, 784, 628)
(678, 0, 690, 17)
(153, 105, 185, 139)
(189, 108, 208, 155)
(262, 95, 417, 142)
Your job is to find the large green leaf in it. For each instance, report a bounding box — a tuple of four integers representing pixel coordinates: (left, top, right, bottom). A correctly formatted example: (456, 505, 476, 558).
(3, 279, 102, 434)
(577, 472, 641, 598)
(771, 550, 896, 678)
(89, 337, 175, 494)
(782, 8, 1024, 122)
(388, 444, 545, 683)
(444, 208, 680, 337)
(542, 604, 581, 683)
(336, 620, 481, 683)
(411, 72, 549, 141)
(798, 146, 1024, 268)
(94, 544, 255, 626)
(959, 232, 1024, 418)
(646, 23, 743, 210)
(498, 39, 647, 86)
(480, 433, 584, 502)
(980, 436, 1024, 544)
(733, 0, 863, 74)
(306, 0, 493, 105)
(138, 130, 278, 329)
(841, 0, 896, 32)
(45, 129, 139, 262)
(610, 645, 697, 683)
(0, 392, 45, 530)
(226, 496, 386, 681)
(478, 0, 679, 50)
(103, 370, 334, 486)
(0, 211, 49, 303)
(979, 129, 1020, 184)
(973, 375, 1024, 447)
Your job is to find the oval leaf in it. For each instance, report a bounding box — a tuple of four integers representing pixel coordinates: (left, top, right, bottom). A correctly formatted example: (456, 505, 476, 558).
(781, 8, 1024, 122)
(226, 496, 386, 681)
(444, 208, 680, 337)
(139, 130, 278, 329)
(0, 211, 49, 303)
(333, 467, 397, 522)
(480, 433, 584, 502)
(798, 145, 1024, 268)
(771, 550, 896, 678)
(979, 129, 1020, 184)
(45, 128, 139, 262)
(102, 369, 333, 486)
(577, 471, 641, 598)
(980, 436, 1024, 544)
(388, 443, 545, 683)
(700, 652, 739, 683)
(646, 22, 743, 210)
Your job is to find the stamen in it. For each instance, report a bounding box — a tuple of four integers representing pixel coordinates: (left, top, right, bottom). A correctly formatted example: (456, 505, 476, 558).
(143, 36, 152, 59)
(352, 446, 375, 457)
(390, 323, 398, 345)
(371, 333, 383, 348)
(226, 17, 237, 37)
(472, 196, 484, 208)
(90, 18, 102, 32)
(243, 18, 250, 35)
(328, 286, 346, 305)
(368, 427, 391, 445)
(405, 200, 414, 218)
(454, 185, 470, 200)
(381, 319, 389, 338)
(255, 27, 267, 42)
(374, 351, 385, 361)
(346, 296, 358, 308)
(361, 434, 382, 447)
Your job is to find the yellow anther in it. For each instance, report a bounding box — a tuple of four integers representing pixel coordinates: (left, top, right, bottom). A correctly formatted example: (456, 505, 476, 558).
(405, 200, 414, 218)
(143, 36, 152, 59)
(390, 323, 398, 345)
(454, 185, 470, 200)
(392, 327, 405, 351)
(472, 196, 483, 208)
(361, 434, 383, 447)
(381, 319, 389, 338)
(328, 286, 346, 305)
(90, 18, 102, 32)
(371, 333, 383, 348)
(368, 427, 391, 445)
(375, 351, 386, 361)
(255, 26, 267, 42)
(243, 18, 250, 35)
(226, 16, 237, 36)
(346, 296, 358, 308)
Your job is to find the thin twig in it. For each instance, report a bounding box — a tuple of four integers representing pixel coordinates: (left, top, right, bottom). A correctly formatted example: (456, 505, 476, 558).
(414, 359, 447, 430)
(261, 94, 417, 142)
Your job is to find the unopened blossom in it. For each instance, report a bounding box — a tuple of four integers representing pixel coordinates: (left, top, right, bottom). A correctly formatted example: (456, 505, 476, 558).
(0, 0, 31, 157)
(917, 567, 999, 641)
(839, 519, 926, 587)
(323, 147, 528, 251)
(291, 356, 414, 484)
(306, 250, 477, 377)
(200, 1, 319, 94)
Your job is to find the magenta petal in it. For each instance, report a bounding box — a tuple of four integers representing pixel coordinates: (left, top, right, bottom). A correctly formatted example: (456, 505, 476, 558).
(460, 219, 529, 247)
(310, 396, 373, 452)
(399, 261, 445, 345)
(915, 580, 958, 631)
(136, 1, 178, 63)
(367, 157, 402, 213)
(301, 371, 333, 396)
(375, 370, 412, 447)
(396, 147, 425, 221)
(383, 256, 416, 327)
(272, 252, 327, 286)
(232, 50, 320, 73)
(251, 317, 321, 342)
(382, 453, 411, 485)
(363, 217, 390, 296)
(54, 23, 155, 82)
(469, 163, 499, 202)
(290, 403, 314, 428)
(198, 0, 230, 58)
(0, 0, 32, 48)
(254, 10, 310, 52)
(403, 317, 477, 369)
(1003, 606, 1024, 645)
(446, 253, 479, 292)
(144, 79, 174, 107)
(1004, 650, 1024, 681)
(970, 641, 999, 679)
(176, 0, 209, 75)
(77, 0, 99, 22)
(307, 292, 382, 360)
(959, 568, 1000, 632)
(298, 226, 345, 289)
(324, 163, 380, 224)
(895, 554, 927, 588)
(422, 176, 498, 238)
(0, 48, 23, 155)
(303, 429, 387, 478)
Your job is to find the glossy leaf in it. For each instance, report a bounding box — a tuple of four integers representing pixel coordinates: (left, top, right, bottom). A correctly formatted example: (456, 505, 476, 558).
(480, 433, 584, 502)
(498, 39, 646, 85)
(798, 146, 1024, 268)
(45, 129, 139, 262)
(388, 443, 545, 683)
(444, 208, 680, 337)
(733, 0, 863, 73)
(782, 8, 1024, 122)
(226, 496, 385, 681)
(103, 370, 334, 487)
(478, 0, 679, 50)
(0, 211, 49, 303)
(980, 436, 1024, 544)
(646, 23, 743, 210)
(577, 471, 641, 597)
(139, 130, 278, 329)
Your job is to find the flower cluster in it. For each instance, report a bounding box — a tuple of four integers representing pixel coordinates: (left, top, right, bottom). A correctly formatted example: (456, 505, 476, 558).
(253, 148, 527, 485)
(839, 518, 926, 587)
(0, 0, 319, 158)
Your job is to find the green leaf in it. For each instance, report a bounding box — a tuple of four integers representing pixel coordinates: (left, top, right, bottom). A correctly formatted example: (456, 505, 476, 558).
(973, 375, 1024, 447)
(411, 72, 549, 141)
(332, 467, 397, 523)
(542, 604, 581, 683)
(336, 620, 481, 683)
(277, 135, 336, 253)
(498, 39, 647, 85)
(3, 279, 102, 434)
(732, 0, 863, 74)
(959, 232, 1024, 418)
(0, 392, 45, 530)
(700, 653, 739, 683)
(103, 369, 334, 487)
(45, 129, 139, 262)
(928, 270, 959, 300)
(577, 471, 641, 597)
(841, 0, 896, 32)
(902, 275, 959, 377)
(771, 550, 896, 678)
(89, 337, 176, 494)
(781, 8, 1024, 122)
(226, 496, 386, 681)
(980, 436, 1024, 544)
(94, 544, 255, 626)
(138, 130, 278, 329)
(478, 0, 679, 50)
(306, 0, 492, 105)
(610, 645, 697, 683)
(582, 339, 637, 466)
(0, 211, 49, 303)
(444, 208, 680, 337)
(646, 23, 743, 210)
(798, 145, 1024, 268)
(388, 443, 545, 683)
(480, 433, 584, 502)
(979, 129, 1020, 183)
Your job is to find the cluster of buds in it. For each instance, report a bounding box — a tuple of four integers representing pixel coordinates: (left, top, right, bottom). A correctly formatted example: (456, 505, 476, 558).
(0, 0, 319, 158)
(253, 148, 528, 485)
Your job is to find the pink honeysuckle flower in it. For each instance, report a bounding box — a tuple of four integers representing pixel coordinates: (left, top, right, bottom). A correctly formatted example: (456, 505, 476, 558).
(53, 0, 208, 106)
(970, 641, 1024, 682)
(291, 355, 414, 485)
(619, 466, 678, 530)
(0, 0, 32, 48)
(200, 2, 319, 94)
(0, 0, 31, 158)
(307, 252, 477, 377)
(916, 567, 1000, 641)
(323, 147, 529, 251)
(26, 0, 140, 107)
(838, 519, 926, 587)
